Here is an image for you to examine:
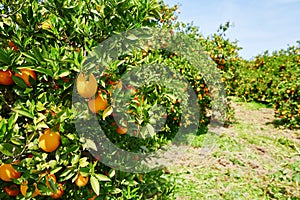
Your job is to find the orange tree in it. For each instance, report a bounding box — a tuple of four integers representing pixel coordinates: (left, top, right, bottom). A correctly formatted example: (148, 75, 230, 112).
(0, 0, 234, 199)
(233, 42, 300, 129)
(0, 0, 182, 199)
(171, 21, 245, 126)
(185, 21, 299, 129)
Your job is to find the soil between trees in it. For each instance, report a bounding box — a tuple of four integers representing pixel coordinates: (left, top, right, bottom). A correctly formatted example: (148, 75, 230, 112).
(169, 100, 300, 200)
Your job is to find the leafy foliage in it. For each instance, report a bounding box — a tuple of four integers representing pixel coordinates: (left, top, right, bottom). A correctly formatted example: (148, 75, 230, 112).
(0, 0, 180, 199)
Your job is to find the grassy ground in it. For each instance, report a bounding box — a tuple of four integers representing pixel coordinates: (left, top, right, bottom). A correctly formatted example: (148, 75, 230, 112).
(170, 99, 300, 200)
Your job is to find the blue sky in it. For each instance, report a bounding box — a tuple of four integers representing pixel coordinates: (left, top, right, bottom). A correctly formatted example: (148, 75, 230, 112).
(164, 0, 300, 59)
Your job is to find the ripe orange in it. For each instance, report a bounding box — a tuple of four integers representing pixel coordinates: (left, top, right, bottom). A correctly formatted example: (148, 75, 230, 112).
(8, 40, 15, 48)
(134, 95, 144, 106)
(88, 195, 98, 200)
(88, 189, 98, 200)
(88, 93, 108, 113)
(126, 86, 137, 95)
(0, 163, 21, 182)
(8, 40, 18, 50)
(4, 184, 20, 196)
(76, 72, 98, 98)
(20, 181, 40, 197)
(39, 128, 61, 152)
(110, 80, 123, 91)
(75, 174, 89, 187)
(116, 126, 128, 134)
(0, 70, 14, 85)
(15, 68, 36, 86)
(133, 155, 139, 161)
(51, 183, 64, 199)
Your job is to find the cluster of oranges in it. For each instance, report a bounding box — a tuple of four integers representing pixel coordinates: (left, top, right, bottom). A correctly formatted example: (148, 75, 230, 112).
(0, 127, 91, 198)
(76, 72, 128, 135)
(1, 71, 124, 198)
(76, 72, 108, 113)
(0, 68, 36, 86)
(0, 127, 63, 198)
(0, 162, 21, 197)
(19, 173, 64, 199)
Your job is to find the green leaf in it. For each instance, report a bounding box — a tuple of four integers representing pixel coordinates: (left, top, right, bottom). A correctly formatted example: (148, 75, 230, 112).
(0, 143, 19, 156)
(16, 13, 26, 27)
(32, 47, 44, 62)
(126, 34, 138, 41)
(48, 176, 57, 192)
(11, 108, 34, 119)
(90, 175, 100, 196)
(79, 157, 89, 168)
(72, 173, 79, 183)
(293, 173, 300, 183)
(102, 106, 113, 120)
(0, 49, 10, 64)
(10, 137, 23, 146)
(79, 167, 90, 174)
(121, 179, 138, 186)
(36, 122, 49, 129)
(94, 173, 111, 182)
(49, 160, 57, 168)
(35, 67, 54, 77)
(8, 113, 18, 130)
(35, 183, 52, 196)
(60, 168, 74, 177)
(108, 169, 115, 178)
(58, 69, 70, 78)
(70, 154, 80, 165)
(64, 145, 80, 154)
(146, 124, 155, 137)
(61, 170, 75, 182)
(50, 167, 62, 174)
(111, 188, 122, 194)
(0, 119, 6, 137)
(12, 75, 27, 89)
(28, 75, 36, 86)
(36, 101, 46, 112)
(22, 52, 38, 63)
(83, 138, 97, 151)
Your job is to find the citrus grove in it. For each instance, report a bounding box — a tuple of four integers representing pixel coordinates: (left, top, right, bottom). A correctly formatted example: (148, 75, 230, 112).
(0, 0, 299, 200)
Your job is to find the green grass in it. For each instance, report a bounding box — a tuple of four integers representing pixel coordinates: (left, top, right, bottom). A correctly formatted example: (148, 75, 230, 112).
(230, 96, 272, 110)
(170, 100, 300, 200)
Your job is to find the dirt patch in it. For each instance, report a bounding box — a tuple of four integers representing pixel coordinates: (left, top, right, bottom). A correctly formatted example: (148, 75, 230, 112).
(169, 102, 299, 169)
(170, 101, 300, 199)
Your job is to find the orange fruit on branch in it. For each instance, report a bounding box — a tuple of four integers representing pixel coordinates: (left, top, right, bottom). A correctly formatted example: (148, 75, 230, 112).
(4, 184, 20, 196)
(75, 174, 89, 187)
(116, 126, 128, 134)
(8, 40, 15, 48)
(8, 40, 18, 50)
(88, 194, 98, 200)
(0, 163, 21, 182)
(88, 93, 108, 113)
(39, 128, 61, 152)
(20, 181, 40, 197)
(88, 189, 98, 200)
(76, 72, 98, 98)
(0, 70, 14, 85)
(15, 68, 36, 86)
(51, 183, 64, 199)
